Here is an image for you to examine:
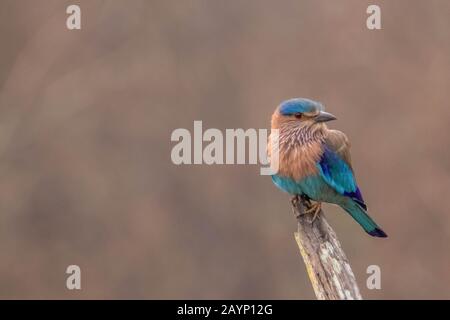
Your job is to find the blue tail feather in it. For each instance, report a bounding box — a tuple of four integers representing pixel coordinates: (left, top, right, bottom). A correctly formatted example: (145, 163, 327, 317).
(342, 200, 387, 238)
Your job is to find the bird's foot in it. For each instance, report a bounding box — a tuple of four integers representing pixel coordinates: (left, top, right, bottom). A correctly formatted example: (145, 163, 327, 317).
(304, 201, 322, 223)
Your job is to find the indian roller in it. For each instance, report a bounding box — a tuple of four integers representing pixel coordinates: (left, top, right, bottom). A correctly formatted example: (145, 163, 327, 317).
(268, 98, 387, 238)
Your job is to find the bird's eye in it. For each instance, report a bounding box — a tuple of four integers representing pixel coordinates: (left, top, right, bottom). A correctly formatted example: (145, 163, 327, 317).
(294, 113, 303, 119)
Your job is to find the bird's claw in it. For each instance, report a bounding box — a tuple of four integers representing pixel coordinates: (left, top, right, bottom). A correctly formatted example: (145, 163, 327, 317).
(304, 201, 322, 223)
(291, 195, 321, 223)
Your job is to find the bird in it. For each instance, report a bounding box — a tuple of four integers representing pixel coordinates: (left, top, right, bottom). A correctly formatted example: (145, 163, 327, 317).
(268, 98, 387, 238)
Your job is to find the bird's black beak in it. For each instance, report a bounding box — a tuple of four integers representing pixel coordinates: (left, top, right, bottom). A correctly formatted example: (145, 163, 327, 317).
(315, 111, 337, 123)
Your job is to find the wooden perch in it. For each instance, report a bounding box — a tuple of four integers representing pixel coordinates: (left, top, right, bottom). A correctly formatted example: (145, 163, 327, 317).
(293, 199, 362, 300)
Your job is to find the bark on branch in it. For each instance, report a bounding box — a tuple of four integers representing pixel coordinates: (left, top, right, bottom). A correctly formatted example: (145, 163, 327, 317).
(293, 200, 362, 300)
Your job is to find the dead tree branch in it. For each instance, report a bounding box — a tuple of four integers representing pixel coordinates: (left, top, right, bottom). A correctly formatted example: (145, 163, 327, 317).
(293, 200, 362, 300)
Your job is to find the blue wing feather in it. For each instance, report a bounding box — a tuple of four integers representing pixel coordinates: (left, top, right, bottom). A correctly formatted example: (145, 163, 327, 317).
(317, 145, 366, 209)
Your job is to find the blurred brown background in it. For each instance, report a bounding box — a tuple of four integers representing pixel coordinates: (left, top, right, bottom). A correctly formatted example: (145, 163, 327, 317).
(0, 0, 449, 299)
